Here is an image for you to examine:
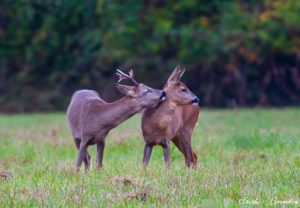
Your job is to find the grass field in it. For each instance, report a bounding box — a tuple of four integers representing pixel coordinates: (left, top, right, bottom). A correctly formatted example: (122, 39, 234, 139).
(0, 109, 299, 207)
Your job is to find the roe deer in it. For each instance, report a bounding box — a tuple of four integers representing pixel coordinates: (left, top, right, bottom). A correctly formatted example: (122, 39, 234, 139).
(141, 66, 200, 168)
(67, 70, 166, 171)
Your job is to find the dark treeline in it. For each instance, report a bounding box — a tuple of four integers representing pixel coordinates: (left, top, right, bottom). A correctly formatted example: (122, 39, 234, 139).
(1, 0, 300, 112)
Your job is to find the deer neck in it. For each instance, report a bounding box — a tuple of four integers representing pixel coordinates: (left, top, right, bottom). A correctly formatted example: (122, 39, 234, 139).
(144, 99, 176, 130)
(153, 99, 177, 118)
(106, 96, 141, 127)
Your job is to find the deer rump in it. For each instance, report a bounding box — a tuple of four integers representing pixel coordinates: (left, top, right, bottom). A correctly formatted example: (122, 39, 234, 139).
(67, 90, 107, 140)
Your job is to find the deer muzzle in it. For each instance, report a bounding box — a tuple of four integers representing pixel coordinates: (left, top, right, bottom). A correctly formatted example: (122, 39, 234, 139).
(160, 91, 166, 101)
(191, 97, 199, 105)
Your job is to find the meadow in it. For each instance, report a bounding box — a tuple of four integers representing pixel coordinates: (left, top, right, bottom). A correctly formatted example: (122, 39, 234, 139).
(0, 109, 299, 207)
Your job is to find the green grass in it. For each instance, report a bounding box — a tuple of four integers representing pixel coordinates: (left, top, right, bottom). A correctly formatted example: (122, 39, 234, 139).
(0, 109, 299, 207)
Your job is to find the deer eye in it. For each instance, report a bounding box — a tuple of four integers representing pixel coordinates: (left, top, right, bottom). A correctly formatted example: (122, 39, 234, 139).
(181, 88, 187, 92)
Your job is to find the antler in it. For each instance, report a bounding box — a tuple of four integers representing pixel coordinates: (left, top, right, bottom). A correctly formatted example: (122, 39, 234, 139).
(116, 69, 139, 86)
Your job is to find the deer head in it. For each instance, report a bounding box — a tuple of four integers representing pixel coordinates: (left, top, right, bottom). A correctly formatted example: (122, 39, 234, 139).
(116, 69, 166, 107)
(163, 65, 199, 106)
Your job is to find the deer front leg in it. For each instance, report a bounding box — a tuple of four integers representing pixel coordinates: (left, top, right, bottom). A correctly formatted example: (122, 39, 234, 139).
(143, 142, 153, 168)
(161, 140, 170, 168)
(96, 141, 105, 170)
(76, 142, 88, 172)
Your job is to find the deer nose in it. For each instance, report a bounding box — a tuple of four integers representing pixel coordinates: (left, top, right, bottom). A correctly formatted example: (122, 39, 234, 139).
(160, 91, 166, 101)
(192, 97, 199, 104)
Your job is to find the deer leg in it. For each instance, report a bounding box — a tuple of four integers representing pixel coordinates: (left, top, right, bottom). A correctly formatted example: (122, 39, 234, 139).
(143, 142, 153, 167)
(191, 151, 197, 167)
(181, 140, 193, 168)
(173, 136, 190, 166)
(161, 140, 170, 168)
(172, 136, 184, 158)
(84, 151, 91, 171)
(177, 131, 195, 168)
(96, 141, 105, 170)
(74, 138, 81, 149)
(75, 138, 91, 171)
(178, 139, 192, 168)
(185, 145, 193, 168)
(76, 141, 88, 172)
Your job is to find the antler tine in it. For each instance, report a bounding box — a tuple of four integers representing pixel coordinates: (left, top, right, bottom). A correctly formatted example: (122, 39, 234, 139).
(127, 69, 138, 85)
(129, 69, 134, 78)
(116, 69, 139, 85)
(116, 69, 127, 83)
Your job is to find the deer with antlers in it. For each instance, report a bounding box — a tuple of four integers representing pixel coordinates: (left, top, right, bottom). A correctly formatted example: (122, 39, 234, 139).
(67, 69, 166, 171)
(141, 66, 200, 168)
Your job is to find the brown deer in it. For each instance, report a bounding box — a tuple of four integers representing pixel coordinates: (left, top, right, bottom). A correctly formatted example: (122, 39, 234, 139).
(67, 70, 166, 171)
(141, 66, 200, 168)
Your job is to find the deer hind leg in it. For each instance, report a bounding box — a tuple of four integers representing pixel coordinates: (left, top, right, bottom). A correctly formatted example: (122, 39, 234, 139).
(74, 138, 81, 149)
(84, 152, 91, 171)
(172, 136, 186, 163)
(75, 138, 89, 172)
(74, 138, 91, 171)
(185, 145, 194, 168)
(172, 136, 191, 166)
(173, 133, 196, 168)
(182, 143, 193, 168)
(96, 141, 105, 170)
(160, 140, 170, 168)
(143, 142, 154, 168)
(191, 151, 197, 166)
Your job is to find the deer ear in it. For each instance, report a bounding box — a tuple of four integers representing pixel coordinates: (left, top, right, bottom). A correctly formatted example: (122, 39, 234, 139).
(115, 84, 137, 97)
(166, 65, 185, 87)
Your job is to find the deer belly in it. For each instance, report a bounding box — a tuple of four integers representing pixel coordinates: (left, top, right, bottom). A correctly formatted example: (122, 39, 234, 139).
(142, 116, 178, 143)
(145, 127, 176, 144)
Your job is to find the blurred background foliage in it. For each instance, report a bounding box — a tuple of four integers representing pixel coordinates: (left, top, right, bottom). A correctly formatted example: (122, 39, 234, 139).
(0, 0, 300, 112)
